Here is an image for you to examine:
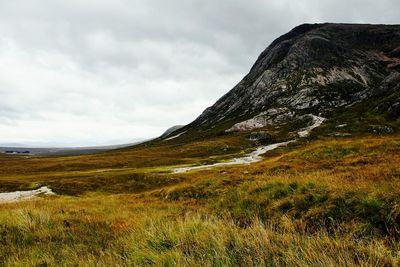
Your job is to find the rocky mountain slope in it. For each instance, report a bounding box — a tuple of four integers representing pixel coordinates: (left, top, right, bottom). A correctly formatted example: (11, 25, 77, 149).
(163, 23, 400, 140)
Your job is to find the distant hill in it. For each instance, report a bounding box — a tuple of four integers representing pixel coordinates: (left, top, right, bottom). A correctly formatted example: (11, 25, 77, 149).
(0, 143, 140, 156)
(159, 125, 185, 139)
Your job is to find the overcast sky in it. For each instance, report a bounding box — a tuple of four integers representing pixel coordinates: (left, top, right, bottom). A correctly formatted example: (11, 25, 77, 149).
(0, 0, 398, 147)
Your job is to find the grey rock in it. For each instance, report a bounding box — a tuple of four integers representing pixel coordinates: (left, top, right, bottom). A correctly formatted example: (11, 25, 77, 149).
(227, 108, 295, 132)
(368, 125, 395, 135)
(249, 131, 272, 142)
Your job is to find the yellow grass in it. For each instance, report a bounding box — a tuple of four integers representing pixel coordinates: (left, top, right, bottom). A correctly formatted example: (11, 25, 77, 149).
(0, 135, 399, 266)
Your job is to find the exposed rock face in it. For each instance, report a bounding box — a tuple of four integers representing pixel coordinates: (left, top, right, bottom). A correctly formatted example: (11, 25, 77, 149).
(227, 108, 295, 132)
(187, 23, 400, 133)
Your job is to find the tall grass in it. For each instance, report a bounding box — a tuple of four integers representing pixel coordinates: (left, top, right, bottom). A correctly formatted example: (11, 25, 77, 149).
(0, 200, 398, 266)
(0, 135, 399, 266)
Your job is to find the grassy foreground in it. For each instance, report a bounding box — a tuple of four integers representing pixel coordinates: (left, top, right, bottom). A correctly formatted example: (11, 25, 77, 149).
(0, 135, 400, 266)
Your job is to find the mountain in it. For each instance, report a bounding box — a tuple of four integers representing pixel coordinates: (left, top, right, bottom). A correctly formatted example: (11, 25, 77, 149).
(168, 23, 400, 140)
(159, 125, 185, 139)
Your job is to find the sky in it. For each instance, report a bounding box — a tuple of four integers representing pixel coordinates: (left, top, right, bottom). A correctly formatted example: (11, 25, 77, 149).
(0, 0, 398, 147)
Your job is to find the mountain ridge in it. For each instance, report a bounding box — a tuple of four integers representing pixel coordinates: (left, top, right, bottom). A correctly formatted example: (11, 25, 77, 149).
(162, 23, 400, 140)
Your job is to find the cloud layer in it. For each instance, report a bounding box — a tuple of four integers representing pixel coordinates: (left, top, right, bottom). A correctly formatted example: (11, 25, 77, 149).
(0, 0, 398, 146)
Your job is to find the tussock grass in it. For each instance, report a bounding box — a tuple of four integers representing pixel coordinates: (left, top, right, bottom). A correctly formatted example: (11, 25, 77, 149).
(0, 135, 399, 265)
(0, 197, 398, 266)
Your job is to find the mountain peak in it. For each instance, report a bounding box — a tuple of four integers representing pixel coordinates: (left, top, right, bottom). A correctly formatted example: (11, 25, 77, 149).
(177, 23, 400, 138)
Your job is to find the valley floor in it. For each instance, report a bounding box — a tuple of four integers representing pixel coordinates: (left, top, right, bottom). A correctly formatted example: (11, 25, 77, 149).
(0, 134, 400, 266)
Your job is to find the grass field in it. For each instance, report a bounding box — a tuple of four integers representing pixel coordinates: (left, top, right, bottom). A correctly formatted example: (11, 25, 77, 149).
(0, 133, 399, 266)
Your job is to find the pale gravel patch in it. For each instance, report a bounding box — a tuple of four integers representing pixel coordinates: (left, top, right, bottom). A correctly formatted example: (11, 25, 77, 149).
(173, 114, 326, 173)
(164, 131, 187, 141)
(173, 140, 295, 173)
(0, 186, 55, 203)
(297, 115, 326, 138)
